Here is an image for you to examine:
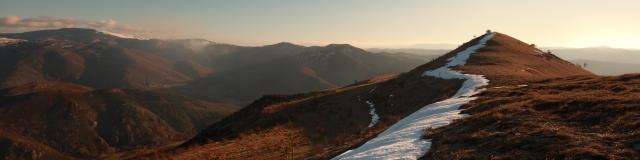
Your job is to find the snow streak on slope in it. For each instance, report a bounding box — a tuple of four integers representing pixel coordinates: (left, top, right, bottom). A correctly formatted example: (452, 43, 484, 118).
(0, 37, 26, 45)
(333, 33, 496, 160)
(366, 100, 380, 128)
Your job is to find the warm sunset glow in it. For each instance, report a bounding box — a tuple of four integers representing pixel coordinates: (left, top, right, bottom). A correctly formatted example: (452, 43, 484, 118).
(1, 0, 639, 49)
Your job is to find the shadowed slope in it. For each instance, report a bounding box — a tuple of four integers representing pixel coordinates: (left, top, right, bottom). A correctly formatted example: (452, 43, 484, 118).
(181, 43, 430, 104)
(0, 82, 237, 159)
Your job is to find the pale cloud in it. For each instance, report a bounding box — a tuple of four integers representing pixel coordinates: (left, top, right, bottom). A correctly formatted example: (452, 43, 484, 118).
(0, 16, 146, 35)
(1, 16, 20, 25)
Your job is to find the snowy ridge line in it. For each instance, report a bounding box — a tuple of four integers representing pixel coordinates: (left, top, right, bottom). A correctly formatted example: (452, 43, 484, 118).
(333, 33, 496, 160)
(366, 100, 380, 128)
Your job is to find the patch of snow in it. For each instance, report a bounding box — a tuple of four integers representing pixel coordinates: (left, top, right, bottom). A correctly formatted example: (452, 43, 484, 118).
(517, 84, 528, 87)
(365, 100, 380, 128)
(333, 33, 496, 160)
(0, 37, 26, 45)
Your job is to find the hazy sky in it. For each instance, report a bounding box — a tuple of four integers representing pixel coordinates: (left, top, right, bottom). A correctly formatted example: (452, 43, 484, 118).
(1, 0, 639, 49)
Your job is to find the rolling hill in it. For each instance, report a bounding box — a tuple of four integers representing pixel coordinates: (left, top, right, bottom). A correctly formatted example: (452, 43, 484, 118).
(0, 81, 237, 159)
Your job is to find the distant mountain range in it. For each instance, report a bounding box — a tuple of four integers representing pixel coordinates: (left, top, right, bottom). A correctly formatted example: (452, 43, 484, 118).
(0, 28, 433, 105)
(367, 48, 449, 56)
(568, 59, 640, 76)
(548, 46, 640, 65)
(369, 46, 640, 76)
(0, 28, 433, 159)
(182, 44, 437, 104)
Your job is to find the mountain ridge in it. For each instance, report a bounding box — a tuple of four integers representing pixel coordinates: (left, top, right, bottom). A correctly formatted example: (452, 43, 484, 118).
(1, 28, 430, 105)
(0, 28, 434, 159)
(162, 32, 593, 159)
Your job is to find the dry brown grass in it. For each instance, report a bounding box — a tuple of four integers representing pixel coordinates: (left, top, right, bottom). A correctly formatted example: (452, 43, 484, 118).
(460, 33, 594, 85)
(149, 125, 313, 160)
(0, 130, 71, 160)
(422, 74, 640, 159)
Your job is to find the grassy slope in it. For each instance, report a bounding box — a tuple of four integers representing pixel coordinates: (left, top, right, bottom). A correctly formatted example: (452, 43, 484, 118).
(423, 75, 640, 159)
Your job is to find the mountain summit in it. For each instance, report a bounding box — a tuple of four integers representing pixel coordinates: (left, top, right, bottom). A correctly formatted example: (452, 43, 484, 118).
(166, 32, 594, 159)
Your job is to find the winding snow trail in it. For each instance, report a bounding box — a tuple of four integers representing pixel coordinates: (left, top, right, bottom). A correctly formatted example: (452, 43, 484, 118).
(333, 33, 496, 160)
